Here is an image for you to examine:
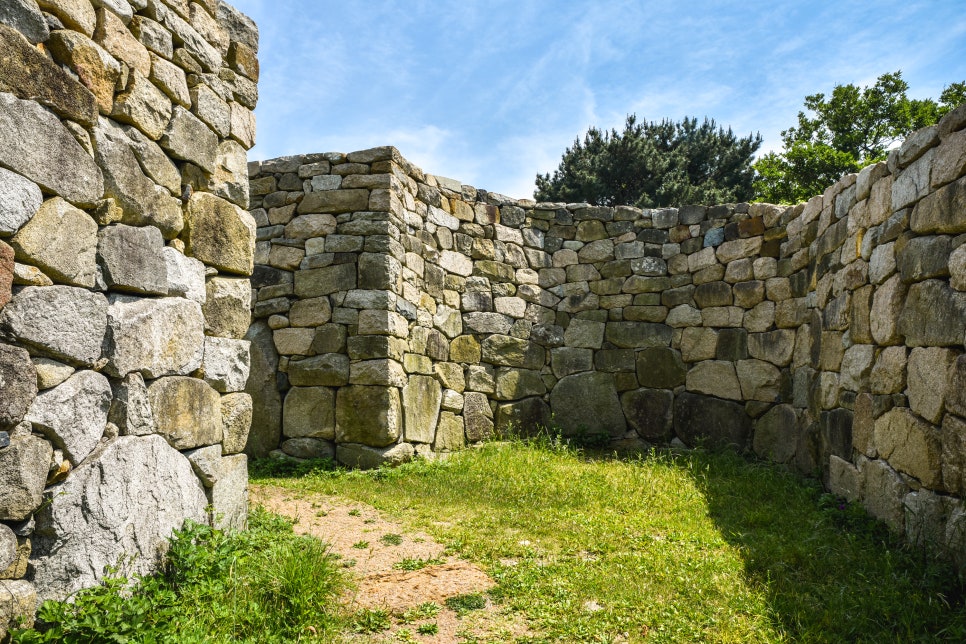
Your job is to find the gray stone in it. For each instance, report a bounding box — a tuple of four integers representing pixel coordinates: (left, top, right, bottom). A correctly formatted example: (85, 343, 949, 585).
(10, 197, 98, 287)
(551, 347, 593, 378)
(0, 91, 103, 205)
(203, 277, 251, 339)
(563, 318, 605, 349)
(294, 263, 356, 298)
(105, 295, 204, 377)
(0, 0, 48, 43)
(910, 174, 966, 234)
(281, 437, 334, 460)
(221, 392, 252, 455)
(335, 385, 402, 447)
(621, 388, 672, 441)
(0, 286, 107, 366)
(208, 454, 247, 531)
(945, 355, 966, 419)
(283, 386, 335, 440)
(870, 274, 907, 345)
(336, 442, 414, 470)
(604, 322, 672, 349)
(108, 371, 156, 436)
(942, 414, 966, 496)
(874, 407, 942, 489)
(0, 434, 51, 521)
(184, 444, 222, 486)
(860, 457, 908, 532)
(433, 411, 465, 451)
(287, 353, 349, 387)
(0, 523, 15, 572)
(494, 368, 546, 400)
(92, 120, 184, 238)
(0, 344, 36, 427)
(746, 330, 795, 366)
(163, 247, 206, 303)
(680, 327, 717, 362)
(159, 105, 218, 172)
(839, 344, 875, 393)
(898, 279, 966, 347)
(736, 359, 781, 402)
(147, 376, 222, 449)
(200, 337, 251, 392)
(243, 321, 281, 457)
(829, 455, 862, 502)
(686, 361, 742, 401)
(897, 235, 950, 282)
(26, 370, 111, 463)
(110, 70, 172, 140)
(463, 391, 493, 442)
(753, 404, 797, 464)
(636, 347, 685, 389)
(673, 392, 751, 450)
(0, 579, 37, 638)
(550, 372, 626, 438)
(495, 397, 551, 437)
(31, 435, 208, 601)
(0, 167, 41, 236)
(906, 347, 957, 424)
(481, 334, 544, 369)
(97, 224, 168, 294)
(403, 375, 442, 443)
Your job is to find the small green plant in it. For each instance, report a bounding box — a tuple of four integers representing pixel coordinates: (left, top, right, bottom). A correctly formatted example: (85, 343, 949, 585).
(400, 602, 442, 623)
(417, 622, 440, 635)
(351, 540, 370, 549)
(445, 593, 487, 616)
(352, 608, 391, 633)
(393, 556, 444, 571)
(348, 509, 361, 517)
(380, 532, 403, 546)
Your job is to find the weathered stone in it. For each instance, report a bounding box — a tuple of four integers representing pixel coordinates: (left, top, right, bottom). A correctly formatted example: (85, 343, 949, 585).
(481, 334, 544, 369)
(0, 434, 51, 521)
(200, 337, 251, 393)
(147, 376, 222, 449)
(860, 457, 908, 532)
(550, 372, 626, 438)
(0, 286, 107, 366)
(563, 318, 605, 349)
(31, 435, 208, 601)
(898, 279, 966, 347)
(111, 70, 172, 140)
(874, 407, 942, 489)
(910, 174, 966, 234)
(26, 370, 110, 463)
(0, 22, 97, 126)
(897, 235, 951, 283)
(183, 193, 256, 275)
(183, 444, 222, 486)
(336, 442, 414, 470)
(203, 277, 251, 339)
(294, 263, 356, 298)
(635, 347, 685, 389)
(0, 579, 37, 638)
(105, 372, 153, 437)
(905, 347, 957, 424)
(163, 247, 206, 303)
(0, 345, 36, 427)
(280, 437, 334, 461)
(92, 120, 184, 238)
(753, 404, 797, 463)
(495, 397, 551, 437)
(285, 213, 337, 240)
(207, 454, 247, 531)
(149, 52, 190, 108)
(870, 346, 907, 395)
(10, 197, 97, 287)
(287, 353, 348, 387)
(335, 385, 402, 447)
(551, 347, 592, 378)
(433, 411, 464, 451)
(0, 522, 15, 572)
(495, 368, 546, 400)
(32, 357, 74, 390)
(45, 29, 120, 116)
(273, 327, 315, 356)
(298, 189, 369, 214)
(746, 329, 795, 367)
(0, 0, 48, 43)
(219, 392, 251, 455)
(463, 391, 493, 441)
(946, 355, 966, 419)
(106, 295, 204, 377)
(673, 392, 751, 449)
(0, 91, 103, 205)
(829, 455, 862, 502)
(243, 321, 281, 458)
(621, 387, 672, 441)
(605, 321, 672, 349)
(680, 327, 717, 362)
(686, 361, 741, 401)
(942, 414, 966, 496)
(0, 167, 41, 236)
(97, 224, 168, 294)
(870, 274, 907, 345)
(736, 359, 781, 402)
(402, 375, 442, 443)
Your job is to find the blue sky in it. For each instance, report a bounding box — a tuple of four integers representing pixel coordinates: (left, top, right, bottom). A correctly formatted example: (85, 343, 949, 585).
(230, 1, 966, 200)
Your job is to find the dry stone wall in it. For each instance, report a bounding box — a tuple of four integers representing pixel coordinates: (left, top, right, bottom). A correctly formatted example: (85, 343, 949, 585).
(0, 0, 257, 633)
(249, 106, 966, 569)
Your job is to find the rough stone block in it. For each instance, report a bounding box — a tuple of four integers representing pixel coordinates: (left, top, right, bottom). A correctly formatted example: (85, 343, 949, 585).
(203, 277, 251, 339)
(336, 442, 414, 470)
(26, 370, 111, 464)
(753, 404, 797, 463)
(97, 223, 168, 294)
(335, 385, 402, 447)
(147, 376, 223, 450)
(106, 295, 204, 377)
(621, 387, 672, 440)
(0, 434, 52, 521)
(0, 286, 107, 366)
(673, 392, 751, 450)
(0, 167, 42, 236)
(0, 344, 36, 427)
(874, 407, 942, 489)
(898, 279, 966, 347)
(686, 361, 742, 401)
(10, 197, 97, 287)
(402, 375, 442, 443)
(549, 372, 626, 437)
(495, 397, 551, 437)
(183, 193, 256, 275)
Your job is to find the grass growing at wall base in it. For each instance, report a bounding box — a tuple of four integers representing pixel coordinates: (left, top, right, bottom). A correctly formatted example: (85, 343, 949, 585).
(10, 507, 346, 644)
(255, 439, 966, 643)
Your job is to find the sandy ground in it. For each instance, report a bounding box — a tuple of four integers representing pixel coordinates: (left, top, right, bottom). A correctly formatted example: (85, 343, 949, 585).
(251, 485, 535, 643)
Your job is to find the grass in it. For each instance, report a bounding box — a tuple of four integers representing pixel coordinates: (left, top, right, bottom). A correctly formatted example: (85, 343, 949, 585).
(252, 439, 966, 643)
(10, 507, 347, 643)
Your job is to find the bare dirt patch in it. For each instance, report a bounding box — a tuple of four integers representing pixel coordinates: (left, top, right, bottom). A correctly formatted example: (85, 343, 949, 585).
(251, 484, 534, 643)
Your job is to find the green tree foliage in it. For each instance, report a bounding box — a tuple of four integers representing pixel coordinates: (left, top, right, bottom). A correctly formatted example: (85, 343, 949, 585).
(754, 72, 966, 203)
(535, 115, 762, 208)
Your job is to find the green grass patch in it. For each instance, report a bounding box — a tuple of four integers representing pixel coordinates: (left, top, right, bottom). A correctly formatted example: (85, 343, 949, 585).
(10, 507, 346, 644)
(253, 439, 966, 643)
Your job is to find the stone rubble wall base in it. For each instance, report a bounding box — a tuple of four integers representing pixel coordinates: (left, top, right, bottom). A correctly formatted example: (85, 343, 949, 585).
(249, 104, 966, 571)
(0, 0, 259, 629)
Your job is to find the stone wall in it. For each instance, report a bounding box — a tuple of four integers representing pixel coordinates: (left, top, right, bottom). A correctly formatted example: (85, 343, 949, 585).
(0, 0, 258, 633)
(248, 106, 966, 567)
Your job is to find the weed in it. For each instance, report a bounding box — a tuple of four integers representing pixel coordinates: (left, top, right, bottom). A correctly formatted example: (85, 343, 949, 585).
(348, 509, 361, 516)
(445, 593, 487, 616)
(417, 622, 439, 635)
(352, 608, 391, 633)
(393, 556, 444, 571)
(380, 532, 403, 546)
(400, 602, 441, 623)
(351, 540, 369, 549)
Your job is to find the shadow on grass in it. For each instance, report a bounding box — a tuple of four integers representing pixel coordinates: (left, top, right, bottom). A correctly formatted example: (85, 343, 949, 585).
(649, 447, 966, 642)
